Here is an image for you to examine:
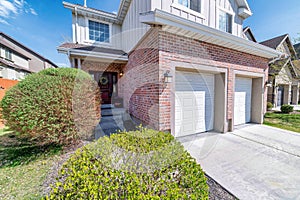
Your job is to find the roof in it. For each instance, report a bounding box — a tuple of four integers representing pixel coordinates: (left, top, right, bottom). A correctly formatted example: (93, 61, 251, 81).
(63, 1, 132, 24)
(58, 43, 127, 56)
(0, 32, 58, 68)
(243, 26, 257, 42)
(0, 57, 34, 73)
(260, 34, 289, 49)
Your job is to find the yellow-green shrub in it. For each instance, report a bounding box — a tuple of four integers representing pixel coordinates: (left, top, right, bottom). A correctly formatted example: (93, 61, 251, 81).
(1, 68, 101, 145)
(47, 128, 209, 199)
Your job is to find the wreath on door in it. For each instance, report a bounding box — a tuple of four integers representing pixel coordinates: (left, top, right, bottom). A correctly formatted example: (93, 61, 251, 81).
(99, 77, 108, 85)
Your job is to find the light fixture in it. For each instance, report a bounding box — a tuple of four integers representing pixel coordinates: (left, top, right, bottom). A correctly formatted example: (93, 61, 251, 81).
(119, 71, 124, 77)
(266, 80, 273, 87)
(164, 70, 173, 83)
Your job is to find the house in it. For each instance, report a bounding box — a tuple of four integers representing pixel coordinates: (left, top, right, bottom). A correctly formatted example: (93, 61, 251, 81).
(243, 26, 256, 42)
(58, 0, 281, 136)
(260, 34, 299, 107)
(0, 32, 58, 80)
(294, 43, 300, 58)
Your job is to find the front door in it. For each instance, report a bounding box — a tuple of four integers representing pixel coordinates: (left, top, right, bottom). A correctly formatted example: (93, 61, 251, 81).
(277, 86, 284, 106)
(90, 71, 118, 104)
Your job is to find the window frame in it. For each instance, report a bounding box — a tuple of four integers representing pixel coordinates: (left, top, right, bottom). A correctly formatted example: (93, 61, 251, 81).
(217, 7, 234, 34)
(85, 18, 112, 45)
(175, 0, 203, 15)
(4, 48, 12, 61)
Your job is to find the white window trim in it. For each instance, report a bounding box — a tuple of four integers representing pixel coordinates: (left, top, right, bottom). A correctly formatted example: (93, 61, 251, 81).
(84, 17, 112, 46)
(216, 6, 234, 34)
(172, 0, 205, 19)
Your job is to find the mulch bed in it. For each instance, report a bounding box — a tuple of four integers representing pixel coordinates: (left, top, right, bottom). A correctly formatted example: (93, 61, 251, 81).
(206, 174, 238, 200)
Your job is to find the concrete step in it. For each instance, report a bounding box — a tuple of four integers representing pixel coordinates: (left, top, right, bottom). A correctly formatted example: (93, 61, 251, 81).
(101, 108, 126, 117)
(101, 104, 115, 109)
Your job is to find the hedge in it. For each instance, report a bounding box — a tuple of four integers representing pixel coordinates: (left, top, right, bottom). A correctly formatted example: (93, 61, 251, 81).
(47, 128, 209, 199)
(1, 68, 101, 145)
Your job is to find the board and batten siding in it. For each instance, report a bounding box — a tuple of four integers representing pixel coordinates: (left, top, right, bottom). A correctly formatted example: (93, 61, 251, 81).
(71, 0, 246, 53)
(121, 0, 151, 53)
(150, 0, 243, 37)
(72, 14, 123, 50)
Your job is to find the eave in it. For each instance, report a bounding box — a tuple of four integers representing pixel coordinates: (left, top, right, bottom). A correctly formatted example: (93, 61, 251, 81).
(63, 1, 121, 24)
(58, 47, 128, 63)
(140, 9, 281, 59)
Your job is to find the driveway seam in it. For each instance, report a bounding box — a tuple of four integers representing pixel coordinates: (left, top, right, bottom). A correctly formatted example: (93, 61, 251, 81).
(231, 133, 300, 158)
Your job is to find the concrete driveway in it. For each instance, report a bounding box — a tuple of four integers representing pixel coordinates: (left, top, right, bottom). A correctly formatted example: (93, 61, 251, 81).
(178, 124, 300, 200)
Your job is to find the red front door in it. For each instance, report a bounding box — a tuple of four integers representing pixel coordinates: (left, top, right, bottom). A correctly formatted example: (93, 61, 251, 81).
(90, 71, 118, 104)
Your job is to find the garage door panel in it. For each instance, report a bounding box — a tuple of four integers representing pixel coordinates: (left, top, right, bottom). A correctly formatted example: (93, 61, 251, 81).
(175, 71, 214, 137)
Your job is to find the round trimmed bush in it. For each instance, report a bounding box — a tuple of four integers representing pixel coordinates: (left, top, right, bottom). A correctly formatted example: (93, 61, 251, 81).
(267, 102, 273, 111)
(1, 68, 101, 145)
(47, 128, 209, 199)
(281, 104, 294, 114)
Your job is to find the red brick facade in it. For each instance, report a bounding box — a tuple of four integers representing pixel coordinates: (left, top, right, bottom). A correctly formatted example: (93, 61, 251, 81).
(126, 27, 269, 131)
(79, 26, 270, 132)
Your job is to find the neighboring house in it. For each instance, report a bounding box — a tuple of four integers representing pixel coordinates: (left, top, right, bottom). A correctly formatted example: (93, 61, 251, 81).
(0, 32, 58, 80)
(294, 43, 300, 58)
(242, 26, 256, 42)
(58, 0, 281, 136)
(260, 34, 299, 107)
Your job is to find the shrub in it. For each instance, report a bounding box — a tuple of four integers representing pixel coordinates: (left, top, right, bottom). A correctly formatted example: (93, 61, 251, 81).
(47, 128, 209, 199)
(1, 68, 101, 145)
(267, 102, 273, 110)
(281, 104, 294, 114)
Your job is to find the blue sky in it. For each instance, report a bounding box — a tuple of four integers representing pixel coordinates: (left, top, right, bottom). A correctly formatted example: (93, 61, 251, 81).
(0, 0, 299, 67)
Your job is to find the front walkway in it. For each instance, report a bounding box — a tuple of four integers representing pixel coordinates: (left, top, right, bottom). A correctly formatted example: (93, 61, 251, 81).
(178, 124, 300, 200)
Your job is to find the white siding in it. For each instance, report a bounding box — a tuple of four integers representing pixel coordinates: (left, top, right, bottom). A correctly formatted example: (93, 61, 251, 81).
(121, 0, 151, 52)
(150, 0, 244, 37)
(12, 54, 29, 69)
(72, 14, 122, 50)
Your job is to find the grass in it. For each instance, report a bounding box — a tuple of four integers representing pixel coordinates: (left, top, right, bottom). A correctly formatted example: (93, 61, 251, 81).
(0, 128, 62, 199)
(264, 112, 300, 133)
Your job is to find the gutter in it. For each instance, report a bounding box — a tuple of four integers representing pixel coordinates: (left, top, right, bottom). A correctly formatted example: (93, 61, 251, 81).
(140, 9, 282, 59)
(57, 47, 128, 62)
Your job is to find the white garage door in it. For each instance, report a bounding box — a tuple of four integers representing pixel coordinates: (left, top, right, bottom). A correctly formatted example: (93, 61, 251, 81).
(234, 77, 252, 126)
(175, 71, 214, 137)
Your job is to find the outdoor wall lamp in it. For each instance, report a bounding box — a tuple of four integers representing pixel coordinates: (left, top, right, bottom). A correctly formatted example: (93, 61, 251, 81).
(119, 71, 124, 77)
(266, 80, 273, 87)
(164, 70, 173, 83)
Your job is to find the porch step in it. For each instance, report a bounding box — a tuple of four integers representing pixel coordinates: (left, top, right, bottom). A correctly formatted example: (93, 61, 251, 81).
(101, 104, 115, 110)
(101, 108, 126, 117)
(95, 108, 138, 139)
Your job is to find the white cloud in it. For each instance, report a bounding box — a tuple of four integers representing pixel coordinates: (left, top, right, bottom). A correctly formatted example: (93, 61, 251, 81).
(0, 18, 9, 25)
(0, 0, 37, 25)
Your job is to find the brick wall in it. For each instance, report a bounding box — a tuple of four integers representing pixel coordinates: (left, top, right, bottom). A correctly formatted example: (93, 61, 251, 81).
(158, 29, 269, 131)
(123, 27, 160, 129)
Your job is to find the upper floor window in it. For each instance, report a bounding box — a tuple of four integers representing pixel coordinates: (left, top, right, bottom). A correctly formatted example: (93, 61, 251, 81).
(178, 0, 201, 13)
(88, 20, 110, 43)
(5, 48, 12, 60)
(219, 10, 232, 34)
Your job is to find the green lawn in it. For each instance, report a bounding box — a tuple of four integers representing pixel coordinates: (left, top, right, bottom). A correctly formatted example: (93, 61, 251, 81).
(0, 128, 62, 199)
(264, 112, 300, 133)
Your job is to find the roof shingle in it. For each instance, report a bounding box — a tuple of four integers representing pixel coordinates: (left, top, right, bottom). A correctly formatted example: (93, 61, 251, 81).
(260, 34, 288, 49)
(58, 43, 127, 56)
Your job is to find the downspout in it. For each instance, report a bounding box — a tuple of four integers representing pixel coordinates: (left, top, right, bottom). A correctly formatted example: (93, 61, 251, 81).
(75, 6, 78, 44)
